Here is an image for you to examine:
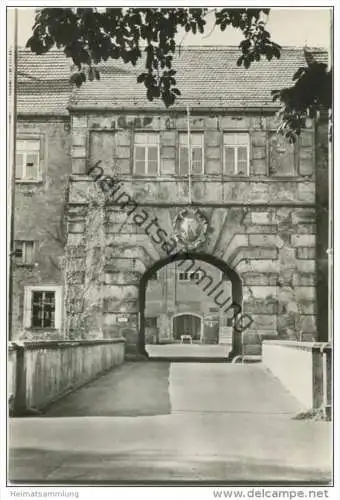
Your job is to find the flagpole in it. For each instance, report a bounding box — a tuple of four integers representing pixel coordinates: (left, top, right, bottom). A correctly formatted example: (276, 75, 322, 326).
(9, 8, 18, 341)
(186, 105, 192, 204)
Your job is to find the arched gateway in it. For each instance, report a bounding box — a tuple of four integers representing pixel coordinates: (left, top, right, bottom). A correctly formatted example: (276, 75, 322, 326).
(139, 252, 243, 357)
(65, 85, 319, 352)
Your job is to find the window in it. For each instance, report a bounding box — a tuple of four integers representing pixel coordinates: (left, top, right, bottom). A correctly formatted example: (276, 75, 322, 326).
(178, 271, 201, 282)
(178, 271, 189, 281)
(32, 291, 55, 328)
(134, 133, 159, 175)
(24, 286, 62, 330)
(223, 133, 249, 176)
(179, 133, 204, 175)
(16, 139, 41, 181)
(145, 317, 158, 328)
(190, 271, 201, 281)
(14, 241, 35, 265)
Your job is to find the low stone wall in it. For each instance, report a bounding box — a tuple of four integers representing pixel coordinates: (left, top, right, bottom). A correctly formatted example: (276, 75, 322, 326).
(8, 344, 17, 412)
(9, 339, 126, 414)
(262, 340, 332, 411)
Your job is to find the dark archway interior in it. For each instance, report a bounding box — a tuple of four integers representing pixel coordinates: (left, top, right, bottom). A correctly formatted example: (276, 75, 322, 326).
(138, 252, 242, 357)
(173, 314, 202, 341)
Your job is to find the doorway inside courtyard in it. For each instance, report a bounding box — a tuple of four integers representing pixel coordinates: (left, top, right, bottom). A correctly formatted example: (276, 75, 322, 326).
(138, 252, 242, 360)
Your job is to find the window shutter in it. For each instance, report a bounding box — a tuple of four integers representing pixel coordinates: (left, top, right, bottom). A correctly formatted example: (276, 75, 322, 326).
(179, 147, 189, 175)
(148, 146, 158, 175)
(24, 242, 35, 265)
(192, 147, 203, 174)
(237, 146, 248, 175)
(15, 153, 23, 179)
(224, 147, 235, 174)
(25, 153, 39, 179)
(135, 146, 146, 174)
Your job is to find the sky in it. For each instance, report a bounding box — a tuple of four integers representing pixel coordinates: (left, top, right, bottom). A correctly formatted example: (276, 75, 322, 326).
(7, 7, 331, 50)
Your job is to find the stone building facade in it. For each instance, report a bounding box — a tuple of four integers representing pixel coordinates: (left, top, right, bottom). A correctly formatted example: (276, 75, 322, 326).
(11, 46, 329, 357)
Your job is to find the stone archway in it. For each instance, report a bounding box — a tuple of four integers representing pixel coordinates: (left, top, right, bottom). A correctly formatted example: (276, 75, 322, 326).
(138, 252, 242, 358)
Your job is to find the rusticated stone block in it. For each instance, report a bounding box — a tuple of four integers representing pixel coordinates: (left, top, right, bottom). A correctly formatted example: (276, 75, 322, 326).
(296, 260, 316, 273)
(249, 234, 279, 247)
(103, 284, 138, 300)
(300, 130, 314, 147)
(291, 209, 316, 225)
(297, 183, 315, 202)
(252, 147, 266, 160)
(242, 273, 279, 286)
(237, 259, 280, 273)
(251, 131, 266, 147)
(297, 247, 316, 259)
(72, 158, 86, 174)
(299, 301, 317, 315)
(115, 130, 131, 147)
(243, 299, 279, 314)
(245, 224, 278, 234)
(68, 221, 85, 233)
(299, 158, 314, 177)
(295, 286, 316, 302)
(161, 158, 176, 174)
(103, 298, 138, 313)
(291, 234, 316, 247)
(206, 159, 221, 175)
(103, 271, 141, 285)
(231, 248, 278, 268)
(251, 314, 277, 330)
(300, 315, 317, 332)
(115, 146, 130, 158)
(220, 116, 250, 129)
(205, 130, 220, 146)
(251, 159, 267, 175)
(160, 130, 176, 146)
(104, 223, 146, 235)
(244, 286, 277, 300)
(298, 223, 317, 235)
(206, 146, 221, 159)
(104, 258, 145, 274)
(161, 146, 176, 159)
(292, 273, 317, 287)
(205, 117, 219, 129)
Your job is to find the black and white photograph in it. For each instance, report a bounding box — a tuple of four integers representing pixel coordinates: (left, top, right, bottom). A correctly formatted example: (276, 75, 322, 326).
(3, 0, 338, 493)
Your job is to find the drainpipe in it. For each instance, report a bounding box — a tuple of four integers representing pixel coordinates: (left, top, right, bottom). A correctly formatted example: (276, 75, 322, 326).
(320, 342, 331, 419)
(8, 8, 18, 342)
(328, 12, 333, 345)
(186, 105, 192, 205)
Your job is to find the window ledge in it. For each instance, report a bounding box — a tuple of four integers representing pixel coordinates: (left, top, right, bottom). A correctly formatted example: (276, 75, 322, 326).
(15, 179, 44, 185)
(26, 328, 58, 332)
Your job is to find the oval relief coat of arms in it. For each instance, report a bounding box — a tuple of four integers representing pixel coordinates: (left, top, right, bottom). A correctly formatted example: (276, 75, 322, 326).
(173, 208, 208, 250)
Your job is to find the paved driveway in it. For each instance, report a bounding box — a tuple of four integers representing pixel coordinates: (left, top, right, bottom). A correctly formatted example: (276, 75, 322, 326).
(9, 362, 332, 484)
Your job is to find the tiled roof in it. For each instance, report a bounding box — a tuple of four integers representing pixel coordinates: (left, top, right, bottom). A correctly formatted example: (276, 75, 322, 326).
(10, 49, 72, 115)
(12, 46, 328, 114)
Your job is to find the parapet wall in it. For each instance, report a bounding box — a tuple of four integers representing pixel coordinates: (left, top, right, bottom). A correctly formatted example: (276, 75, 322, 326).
(8, 339, 126, 414)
